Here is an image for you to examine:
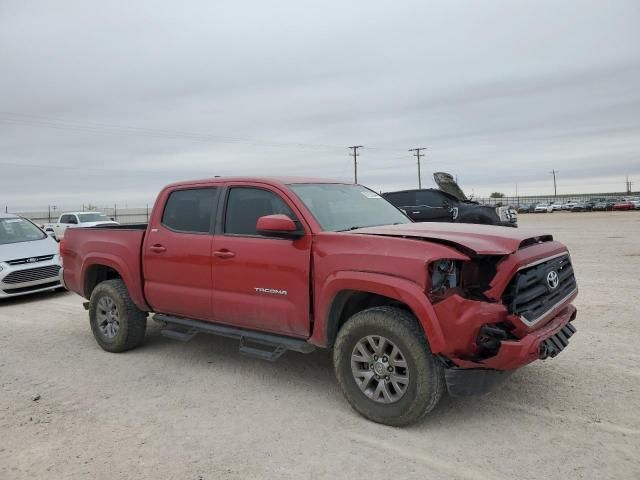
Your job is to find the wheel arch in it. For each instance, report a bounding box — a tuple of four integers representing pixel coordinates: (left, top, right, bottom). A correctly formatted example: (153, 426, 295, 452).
(84, 264, 122, 299)
(80, 255, 150, 311)
(311, 271, 445, 352)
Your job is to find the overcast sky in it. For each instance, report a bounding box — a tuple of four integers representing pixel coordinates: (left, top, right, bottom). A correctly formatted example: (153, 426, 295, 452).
(1, 0, 639, 210)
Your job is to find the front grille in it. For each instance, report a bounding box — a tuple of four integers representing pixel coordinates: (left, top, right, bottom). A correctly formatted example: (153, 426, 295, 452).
(502, 254, 577, 325)
(2, 265, 61, 284)
(6, 255, 55, 266)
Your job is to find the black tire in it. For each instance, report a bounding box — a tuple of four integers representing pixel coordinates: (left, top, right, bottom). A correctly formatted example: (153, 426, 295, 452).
(333, 306, 444, 426)
(89, 279, 147, 353)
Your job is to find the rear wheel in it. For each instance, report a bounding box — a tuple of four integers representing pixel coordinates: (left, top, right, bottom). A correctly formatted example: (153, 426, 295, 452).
(89, 279, 147, 353)
(333, 306, 444, 426)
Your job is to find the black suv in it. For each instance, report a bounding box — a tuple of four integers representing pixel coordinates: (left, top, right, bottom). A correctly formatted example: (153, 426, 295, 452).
(383, 172, 518, 227)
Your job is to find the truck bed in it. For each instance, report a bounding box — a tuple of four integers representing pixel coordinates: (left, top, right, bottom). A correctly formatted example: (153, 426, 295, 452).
(62, 226, 149, 310)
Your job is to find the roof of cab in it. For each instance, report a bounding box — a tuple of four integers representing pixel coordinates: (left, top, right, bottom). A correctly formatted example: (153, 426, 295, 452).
(163, 176, 352, 189)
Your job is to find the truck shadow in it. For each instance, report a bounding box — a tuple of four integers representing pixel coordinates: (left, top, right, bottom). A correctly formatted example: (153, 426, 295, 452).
(140, 323, 569, 429)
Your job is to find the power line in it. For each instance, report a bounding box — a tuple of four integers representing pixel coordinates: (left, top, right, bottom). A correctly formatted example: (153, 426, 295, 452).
(0, 112, 411, 153)
(408, 147, 427, 189)
(0, 112, 346, 152)
(348, 146, 363, 183)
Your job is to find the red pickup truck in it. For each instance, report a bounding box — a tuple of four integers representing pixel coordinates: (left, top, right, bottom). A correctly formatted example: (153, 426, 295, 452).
(60, 177, 578, 426)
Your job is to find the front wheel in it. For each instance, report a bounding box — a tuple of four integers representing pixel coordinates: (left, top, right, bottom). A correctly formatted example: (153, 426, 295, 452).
(89, 279, 147, 353)
(333, 306, 444, 426)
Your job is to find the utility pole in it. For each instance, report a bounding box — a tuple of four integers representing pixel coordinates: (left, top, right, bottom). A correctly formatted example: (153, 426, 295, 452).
(348, 146, 363, 183)
(408, 147, 427, 189)
(626, 176, 633, 194)
(550, 170, 558, 198)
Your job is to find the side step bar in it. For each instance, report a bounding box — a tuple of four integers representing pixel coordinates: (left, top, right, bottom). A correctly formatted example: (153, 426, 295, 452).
(154, 313, 315, 361)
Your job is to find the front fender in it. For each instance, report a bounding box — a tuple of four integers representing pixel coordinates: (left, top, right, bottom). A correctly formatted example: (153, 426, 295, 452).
(310, 271, 446, 352)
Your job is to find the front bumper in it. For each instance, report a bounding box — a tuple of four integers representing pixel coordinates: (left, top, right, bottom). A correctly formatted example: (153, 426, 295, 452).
(443, 305, 577, 396)
(0, 259, 62, 298)
(454, 304, 577, 370)
(58, 267, 67, 290)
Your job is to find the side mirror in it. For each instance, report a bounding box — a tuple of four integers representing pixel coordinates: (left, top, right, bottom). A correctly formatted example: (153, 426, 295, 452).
(256, 214, 304, 239)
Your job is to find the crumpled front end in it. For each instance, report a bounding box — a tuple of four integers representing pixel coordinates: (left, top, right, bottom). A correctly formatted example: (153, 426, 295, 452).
(429, 242, 578, 395)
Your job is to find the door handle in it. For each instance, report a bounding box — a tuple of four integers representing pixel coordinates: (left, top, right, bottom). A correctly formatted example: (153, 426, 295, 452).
(214, 249, 236, 259)
(150, 244, 167, 253)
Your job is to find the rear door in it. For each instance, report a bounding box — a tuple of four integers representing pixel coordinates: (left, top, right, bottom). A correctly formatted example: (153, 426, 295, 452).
(143, 187, 219, 321)
(210, 183, 312, 338)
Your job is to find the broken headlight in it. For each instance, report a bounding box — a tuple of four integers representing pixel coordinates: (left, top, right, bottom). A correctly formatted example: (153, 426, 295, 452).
(428, 259, 463, 302)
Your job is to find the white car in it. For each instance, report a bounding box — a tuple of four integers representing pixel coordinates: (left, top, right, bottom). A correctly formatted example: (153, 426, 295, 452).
(51, 211, 118, 241)
(550, 202, 564, 211)
(0, 213, 63, 299)
(535, 203, 553, 213)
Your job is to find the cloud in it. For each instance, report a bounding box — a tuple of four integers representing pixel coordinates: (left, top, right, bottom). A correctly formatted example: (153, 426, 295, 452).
(0, 0, 639, 209)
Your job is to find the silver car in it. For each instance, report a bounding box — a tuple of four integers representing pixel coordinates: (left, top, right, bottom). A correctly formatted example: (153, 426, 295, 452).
(0, 213, 62, 299)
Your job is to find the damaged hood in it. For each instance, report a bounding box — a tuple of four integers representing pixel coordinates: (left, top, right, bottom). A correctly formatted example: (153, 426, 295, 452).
(350, 222, 550, 255)
(432, 172, 468, 201)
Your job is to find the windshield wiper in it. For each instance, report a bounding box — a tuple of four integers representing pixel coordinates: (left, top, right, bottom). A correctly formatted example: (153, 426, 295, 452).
(336, 226, 364, 232)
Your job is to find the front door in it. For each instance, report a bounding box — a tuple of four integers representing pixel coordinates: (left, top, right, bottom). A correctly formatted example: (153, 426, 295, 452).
(143, 187, 219, 321)
(411, 190, 453, 222)
(211, 184, 312, 338)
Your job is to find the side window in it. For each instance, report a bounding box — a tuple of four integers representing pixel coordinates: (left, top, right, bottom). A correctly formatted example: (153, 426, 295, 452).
(225, 187, 295, 236)
(60, 215, 72, 223)
(386, 192, 415, 206)
(415, 190, 446, 206)
(162, 188, 218, 233)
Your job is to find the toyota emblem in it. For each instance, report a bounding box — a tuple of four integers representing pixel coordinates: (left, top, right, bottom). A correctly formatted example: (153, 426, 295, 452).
(546, 270, 560, 290)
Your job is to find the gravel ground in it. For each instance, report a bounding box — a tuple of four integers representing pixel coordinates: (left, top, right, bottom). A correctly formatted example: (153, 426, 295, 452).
(1, 211, 639, 480)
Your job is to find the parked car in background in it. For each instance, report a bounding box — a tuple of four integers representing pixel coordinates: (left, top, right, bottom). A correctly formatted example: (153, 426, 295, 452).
(593, 201, 614, 211)
(550, 202, 564, 211)
(39, 224, 56, 237)
(51, 212, 118, 241)
(534, 203, 553, 213)
(563, 201, 578, 211)
(612, 201, 635, 211)
(517, 203, 538, 214)
(60, 176, 578, 426)
(571, 202, 594, 212)
(631, 200, 640, 210)
(0, 213, 62, 299)
(383, 172, 518, 227)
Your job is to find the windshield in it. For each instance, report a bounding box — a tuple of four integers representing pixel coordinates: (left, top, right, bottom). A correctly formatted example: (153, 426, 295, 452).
(78, 213, 110, 222)
(289, 183, 411, 232)
(0, 217, 47, 245)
